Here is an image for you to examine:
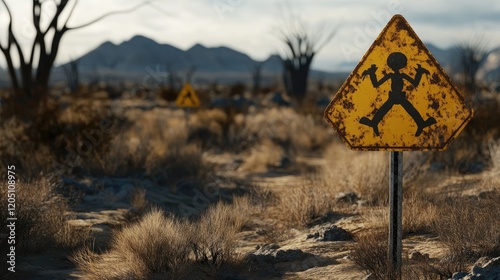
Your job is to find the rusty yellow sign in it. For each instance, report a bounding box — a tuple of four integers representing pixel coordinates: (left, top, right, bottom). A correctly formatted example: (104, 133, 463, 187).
(324, 14, 473, 151)
(176, 83, 201, 108)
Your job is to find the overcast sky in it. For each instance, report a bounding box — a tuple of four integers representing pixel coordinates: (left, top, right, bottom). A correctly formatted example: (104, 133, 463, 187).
(1, 0, 500, 72)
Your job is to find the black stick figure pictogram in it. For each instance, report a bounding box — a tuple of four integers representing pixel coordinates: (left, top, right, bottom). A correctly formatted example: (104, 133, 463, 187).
(359, 52, 436, 137)
(181, 91, 196, 105)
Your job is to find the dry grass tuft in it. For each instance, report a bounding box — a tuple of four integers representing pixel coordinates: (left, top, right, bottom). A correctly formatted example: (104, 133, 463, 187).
(227, 107, 333, 155)
(351, 230, 430, 280)
(402, 192, 439, 235)
(115, 209, 192, 275)
(73, 208, 192, 279)
(323, 147, 388, 206)
(192, 200, 248, 276)
(432, 194, 500, 259)
(249, 185, 278, 211)
(0, 95, 120, 178)
(351, 230, 392, 280)
(238, 139, 287, 172)
(73, 200, 248, 280)
(0, 178, 88, 254)
(90, 108, 213, 187)
(274, 182, 336, 228)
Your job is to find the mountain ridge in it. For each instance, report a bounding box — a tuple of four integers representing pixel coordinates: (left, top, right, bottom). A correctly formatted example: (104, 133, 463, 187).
(1, 35, 499, 87)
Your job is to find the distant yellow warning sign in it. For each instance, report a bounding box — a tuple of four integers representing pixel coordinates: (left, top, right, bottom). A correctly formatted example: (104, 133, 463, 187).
(176, 83, 201, 108)
(324, 15, 473, 151)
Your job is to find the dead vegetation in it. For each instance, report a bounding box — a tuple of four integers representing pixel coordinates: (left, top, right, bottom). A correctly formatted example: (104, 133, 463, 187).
(0, 84, 499, 279)
(0, 178, 90, 275)
(73, 200, 249, 280)
(274, 182, 337, 228)
(351, 230, 392, 279)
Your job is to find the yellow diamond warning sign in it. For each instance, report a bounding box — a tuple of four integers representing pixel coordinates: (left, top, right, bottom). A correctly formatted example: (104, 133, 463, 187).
(324, 14, 473, 151)
(176, 83, 201, 108)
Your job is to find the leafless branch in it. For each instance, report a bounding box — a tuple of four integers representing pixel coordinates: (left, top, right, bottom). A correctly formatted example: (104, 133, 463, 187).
(65, 0, 154, 30)
(63, 0, 78, 29)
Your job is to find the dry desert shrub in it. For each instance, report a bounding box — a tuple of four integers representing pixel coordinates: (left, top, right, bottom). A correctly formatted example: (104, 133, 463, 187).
(92, 108, 212, 186)
(274, 182, 337, 227)
(73, 200, 248, 280)
(191, 200, 248, 276)
(411, 192, 500, 279)
(0, 178, 88, 253)
(323, 146, 389, 205)
(351, 230, 428, 280)
(351, 230, 392, 280)
(361, 189, 443, 236)
(237, 139, 287, 172)
(249, 184, 278, 211)
(432, 193, 500, 259)
(114, 209, 192, 276)
(227, 107, 332, 154)
(188, 108, 229, 149)
(402, 192, 439, 235)
(73, 208, 191, 280)
(428, 95, 500, 173)
(0, 96, 120, 178)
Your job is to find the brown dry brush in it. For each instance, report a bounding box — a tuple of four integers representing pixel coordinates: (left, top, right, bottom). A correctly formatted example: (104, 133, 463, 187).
(429, 95, 500, 173)
(275, 182, 337, 228)
(351, 230, 393, 280)
(73, 200, 249, 280)
(72, 209, 192, 280)
(0, 178, 89, 274)
(351, 230, 437, 280)
(0, 95, 124, 178)
(421, 193, 500, 278)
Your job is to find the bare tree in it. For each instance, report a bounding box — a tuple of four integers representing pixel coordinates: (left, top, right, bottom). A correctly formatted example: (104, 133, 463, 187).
(166, 63, 181, 92)
(185, 64, 197, 84)
(275, 4, 335, 103)
(0, 0, 158, 99)
(251, 61, 264, 95)
(63, 58, 79, 92)
(456, 39, 489, 100)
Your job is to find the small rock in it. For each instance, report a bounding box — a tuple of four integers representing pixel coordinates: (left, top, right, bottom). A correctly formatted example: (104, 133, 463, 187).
(275, 249, 306, 262)
(410, 251, 429, 261)
(278, 156, 292, 169)
(335, 192, 359, 204)
(249, 246, 311, 265)
(451, 271, 468, 280)
(451, 256, 500, 279)
(306, 232, 320, 239)
(458, 160, 485, 174)
(268, 244, 281, 250)
(321, 226, 352, 241)
(254, 243, 280, 253)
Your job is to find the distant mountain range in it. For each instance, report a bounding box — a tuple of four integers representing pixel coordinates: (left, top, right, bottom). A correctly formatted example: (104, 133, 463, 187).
(50, 35, 346, 86)
(0, 35, 499, 88)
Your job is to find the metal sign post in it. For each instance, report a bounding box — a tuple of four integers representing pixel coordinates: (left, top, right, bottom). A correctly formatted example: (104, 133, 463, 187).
(185, 108, 191, 132)
(389, 151, 403, 279)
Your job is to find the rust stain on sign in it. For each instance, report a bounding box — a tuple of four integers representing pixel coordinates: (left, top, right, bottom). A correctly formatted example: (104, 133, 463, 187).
(324, 14, 473, 151)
